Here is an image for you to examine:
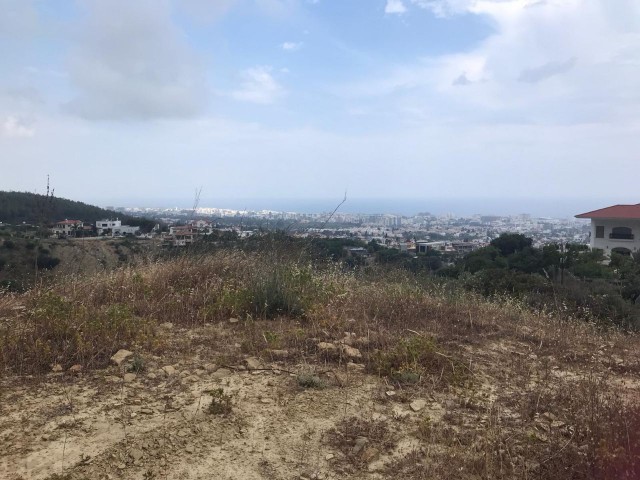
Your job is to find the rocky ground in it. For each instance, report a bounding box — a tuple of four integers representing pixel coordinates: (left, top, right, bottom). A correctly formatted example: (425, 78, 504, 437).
(2, 314, 640, 480)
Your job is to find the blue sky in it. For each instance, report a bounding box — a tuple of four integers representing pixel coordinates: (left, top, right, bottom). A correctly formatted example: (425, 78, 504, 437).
(1, 0, 639, 213)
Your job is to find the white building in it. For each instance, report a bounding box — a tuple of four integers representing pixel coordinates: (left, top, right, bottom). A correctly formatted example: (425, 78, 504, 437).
(576, 204, 640, 256)
(52, 219, 83, 237)
(96, 219, 140, 237)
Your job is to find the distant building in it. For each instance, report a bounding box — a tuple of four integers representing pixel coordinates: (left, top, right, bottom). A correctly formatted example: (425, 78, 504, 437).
(96, 219, 140, 237)
(52, 219, 83, 237)
(170, 225, 199, 246)
(416, 241, 446, 254)
(575, 204, 640, 256)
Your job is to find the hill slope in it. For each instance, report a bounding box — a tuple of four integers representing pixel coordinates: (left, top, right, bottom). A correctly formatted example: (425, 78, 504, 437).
(1, 251, 639, 479)
(0, 191, 138, 225)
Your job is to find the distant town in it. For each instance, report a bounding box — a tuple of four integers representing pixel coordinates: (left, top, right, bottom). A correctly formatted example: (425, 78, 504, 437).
(109, 204, 590, 253)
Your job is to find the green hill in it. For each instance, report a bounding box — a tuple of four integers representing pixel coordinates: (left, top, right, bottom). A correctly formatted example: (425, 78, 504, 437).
(0, 191, 153, 229)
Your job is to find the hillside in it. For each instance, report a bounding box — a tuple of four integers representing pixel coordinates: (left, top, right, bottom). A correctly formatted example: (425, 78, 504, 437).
(0, 191, 153, 228)
(1, 246, 639, 480)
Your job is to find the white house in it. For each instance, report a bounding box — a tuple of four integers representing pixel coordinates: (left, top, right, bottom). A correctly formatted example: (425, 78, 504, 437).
(96, 219, 140, 237)
(52, 219, 83, 237)
(575, 204, 640, 256)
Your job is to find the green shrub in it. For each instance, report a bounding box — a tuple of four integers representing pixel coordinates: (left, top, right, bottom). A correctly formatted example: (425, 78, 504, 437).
(36, 255, 60, 270)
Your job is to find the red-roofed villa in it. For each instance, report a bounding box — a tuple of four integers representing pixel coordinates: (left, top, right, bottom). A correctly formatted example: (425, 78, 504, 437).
(575, 204, 640, 256)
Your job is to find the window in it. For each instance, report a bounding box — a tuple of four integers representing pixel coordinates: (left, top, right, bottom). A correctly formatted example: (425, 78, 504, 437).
(610, 226, 633, 240)
(596, 226, 604, 238)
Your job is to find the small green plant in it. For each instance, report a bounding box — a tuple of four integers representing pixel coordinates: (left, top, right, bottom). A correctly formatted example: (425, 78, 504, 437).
(127, 354, 146, 373)
(296, 373, 326, 389)
(206, 388, 233, 415)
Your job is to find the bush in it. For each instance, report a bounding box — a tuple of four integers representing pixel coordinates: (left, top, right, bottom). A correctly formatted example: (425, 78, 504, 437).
(36, 255, 60, 270)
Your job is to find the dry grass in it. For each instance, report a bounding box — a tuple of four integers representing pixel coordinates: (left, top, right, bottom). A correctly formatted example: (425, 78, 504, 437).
(1, 249, 640, 478)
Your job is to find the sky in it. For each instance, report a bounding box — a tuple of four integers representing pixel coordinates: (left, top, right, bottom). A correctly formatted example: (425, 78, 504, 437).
(0, 0, 639, 214)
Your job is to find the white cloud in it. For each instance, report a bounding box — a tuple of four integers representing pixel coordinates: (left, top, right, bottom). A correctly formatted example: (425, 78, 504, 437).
(282, 41, 303, 51)
(385, 0, 407, 14)
(232, 66, 284, 104)
(343, 0, 640, 127)
(65, 0, 207, 121)
(1, 116, 35, 137)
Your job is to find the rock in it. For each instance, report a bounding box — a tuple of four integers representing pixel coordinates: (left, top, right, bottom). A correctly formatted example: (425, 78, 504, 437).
(123, 373, 137, 383)
(245, 357, 261, 370)
(111, 349, 134, 367)
(180, 370, 190, 377)
(161, 365, 176, 376)
(352, 436, 369, 454)
(268, 349, 289, 359)
(140, 408, 153, 415)
(228, 318, 239, 324)
(147, 373, 157, 380)
(360, 446, 380, 464)
(68, 364, 83, 374)
(185, 445, 195, 453)
(325, 453, 335, 461)
(204, 363, 218, 373)
(212, 368, 231, 378)
(340, 345, 362, 359)
(186, 376, 199, 383)
(159, 322, 174, 330)
(385, 391, 396, 397)
(541, 412, 557, 421)
(51, 364, 63, 373)
(317, 342, 337, 352)
(551, 420, 566, 429)
(260, 398, 273, 404)
(130, 448, 143, 461)
(346, 362, 365, 371)
(410, 399, 427, 412)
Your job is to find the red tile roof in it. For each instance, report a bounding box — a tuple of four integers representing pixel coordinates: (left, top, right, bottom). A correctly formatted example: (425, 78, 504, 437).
(575, 204, 640, 219)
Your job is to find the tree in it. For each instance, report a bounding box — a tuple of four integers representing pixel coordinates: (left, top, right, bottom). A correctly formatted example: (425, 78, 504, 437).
(490, 233, 532, 256)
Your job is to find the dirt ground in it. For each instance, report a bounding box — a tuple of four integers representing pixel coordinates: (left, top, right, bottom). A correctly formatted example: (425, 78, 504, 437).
(2, 317, 640, 480)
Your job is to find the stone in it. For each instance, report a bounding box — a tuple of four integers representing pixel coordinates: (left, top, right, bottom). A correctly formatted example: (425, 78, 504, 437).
(385, 391, 396, 398)
(159, 322, 174, 330)
(245, 357, 261, 370)
(360, 446, 380, 464)
(204, 363, 218, 373)
(130, 448, 143, 461)
(212, 368, 231, 378)
(268, 349, 289, 359)
(340, 345, 362, 359)
(551, 421, 566, 429)
(186, 376, 199, 383)
(346, 362, 365, 371)
(123, 373, 137, 383)
(325, 453, 335, 461)
(140, 408, 153, 415)
(51, 364, 63, 373)
(352, 436, 368, 454)
(68, 364, 83, 374)
(260, 398, 273, 404)
(410, 399, 427, 412)
(317, 342, 337, 352)
(229, 318, 239, 324)
(161, 366, 176, 376)
(185, 445, 195, 453)
(111, 349, 134, 367)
